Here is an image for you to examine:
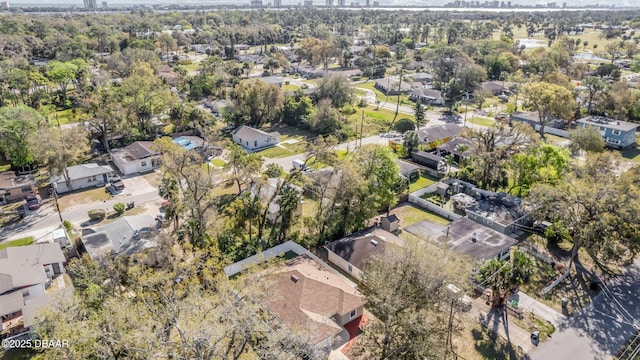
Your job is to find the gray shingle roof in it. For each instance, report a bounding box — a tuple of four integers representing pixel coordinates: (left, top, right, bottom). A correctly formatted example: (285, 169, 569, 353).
(417, 124, 462, 143)
(0, 243, 66, 294)
(81, 215, 158, 260)
(232, 125, 280, 142)
(52, 163, 114, 182)
(577, 116, 640, 132)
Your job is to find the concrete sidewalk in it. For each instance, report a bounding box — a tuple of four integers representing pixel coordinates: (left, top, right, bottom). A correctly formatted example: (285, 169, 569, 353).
(467, 296, 537, 355)
(508, 291, 566, 328)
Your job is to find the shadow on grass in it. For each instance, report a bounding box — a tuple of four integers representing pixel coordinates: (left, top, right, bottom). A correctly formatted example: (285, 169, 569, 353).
(472, 328, 530, 360)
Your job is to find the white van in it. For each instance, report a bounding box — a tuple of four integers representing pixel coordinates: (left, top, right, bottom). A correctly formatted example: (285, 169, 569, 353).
(292, 159, 307, 171)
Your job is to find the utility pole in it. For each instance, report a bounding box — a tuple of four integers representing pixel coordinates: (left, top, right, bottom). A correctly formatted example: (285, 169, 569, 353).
(51, 182, 63, 223)
(359, 110, 364, 147)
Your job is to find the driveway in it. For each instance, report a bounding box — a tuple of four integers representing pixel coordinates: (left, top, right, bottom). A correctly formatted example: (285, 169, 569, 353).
(531, 258, 640, 360)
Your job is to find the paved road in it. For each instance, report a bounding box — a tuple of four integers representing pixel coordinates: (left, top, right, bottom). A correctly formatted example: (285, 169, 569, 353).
(1, 189, 161, 243)
(531, 258, 640, 360)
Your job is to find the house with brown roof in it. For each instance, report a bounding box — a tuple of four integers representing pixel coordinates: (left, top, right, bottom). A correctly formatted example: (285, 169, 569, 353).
(224, 241, 365, 351)
(325, 228, 404, 281)
(111, 141, 160, 176)
(0, 243, 70, 340)
(0, 171, 36, 205)
(231, 125, 280, 151)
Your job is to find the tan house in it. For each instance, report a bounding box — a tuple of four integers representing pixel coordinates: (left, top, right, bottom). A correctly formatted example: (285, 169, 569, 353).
(224, 241, 365, 351)
(0, 171, 36, 204)
(262, 255, 365, 349)
(0, 243, 70, 340)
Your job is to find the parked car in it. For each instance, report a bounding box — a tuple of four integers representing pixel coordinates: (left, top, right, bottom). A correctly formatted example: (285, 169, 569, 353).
(25, 193, 40, 210)
(111, 178, 125, 191)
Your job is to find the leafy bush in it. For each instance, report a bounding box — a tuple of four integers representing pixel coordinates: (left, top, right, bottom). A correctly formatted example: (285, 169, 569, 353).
(113, 202, 126, 214)
(393, 118, 416, 134)
(88, 209, 106, 221)
(63, 220, 72, 232)
(263, 163, 284, 178)
(176, 59, 193, 65)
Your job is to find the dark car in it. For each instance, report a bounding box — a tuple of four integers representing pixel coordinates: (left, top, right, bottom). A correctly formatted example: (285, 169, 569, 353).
(26, 193, 40, 210)
(111, 178, 125, 191)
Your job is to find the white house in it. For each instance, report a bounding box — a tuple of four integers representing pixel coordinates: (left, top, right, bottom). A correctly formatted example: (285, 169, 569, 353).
(0, 243, 70, 340)
(250, 178, 303, 223)
(51, 163, 117, 194)
(231, 125, 280, 151)
(111, 141, 161, 176)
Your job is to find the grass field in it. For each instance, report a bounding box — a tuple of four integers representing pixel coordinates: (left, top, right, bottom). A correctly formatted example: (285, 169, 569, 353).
(57, 187, 111, 211)
(210, 158, 226, 167)
(0, 158, 10, 172)
(390, 203, 451, 226)
(408, 174, 438, 193)
(55, 108, 88, 125)
(0, 236, 34, 250)
(468, 117, 496, 128)
(357, 81, 414, 107)
(346, 105, 417, 137)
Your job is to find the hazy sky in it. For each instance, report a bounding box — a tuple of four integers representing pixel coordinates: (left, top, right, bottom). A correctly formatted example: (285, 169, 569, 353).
(9, 0, 638, 6)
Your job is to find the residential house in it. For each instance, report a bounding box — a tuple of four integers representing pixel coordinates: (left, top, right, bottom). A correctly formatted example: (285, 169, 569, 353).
(412, 151, 445, 171)
(576, 116, 639, 148)
(231, 125, 280, 151)
(205, 99, 232, 117)
(80, 215, 159, 261)
(466, 192, 528, 236)
(397, 159, 420, 180)
(157, 65, 179, 87)
(374, 76, 413, 95)
(224, 241, 365, 351)
(417, 124, 463, 150)
(405, 217, 516, 261)
(251, 178, 303, 223)
(436, 137, 474, 163)
(409, 72, 434, 85)
(410, 87, 444, 105)
(325, 228, 404, 281)
(111, 141, 160, 176)
(510, 111, 571, 137)
(479, 81, 513, 95)
(0, 171, 36, 205)
(51, 163, 117, 194)
(0, 243, 70, 340)
(259, 75, 287, 87)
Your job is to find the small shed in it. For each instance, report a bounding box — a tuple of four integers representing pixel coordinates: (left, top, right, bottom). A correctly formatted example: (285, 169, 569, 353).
(381, 214, 400, 233)
(436, 182, 450, 196)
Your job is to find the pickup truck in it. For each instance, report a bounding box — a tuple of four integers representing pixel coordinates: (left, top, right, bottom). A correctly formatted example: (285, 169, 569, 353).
(26, 193, 40, 210)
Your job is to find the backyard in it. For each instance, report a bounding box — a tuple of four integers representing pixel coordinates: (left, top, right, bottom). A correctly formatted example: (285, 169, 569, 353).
(408, 174, 438, 193)
(389, 203, 451, 227)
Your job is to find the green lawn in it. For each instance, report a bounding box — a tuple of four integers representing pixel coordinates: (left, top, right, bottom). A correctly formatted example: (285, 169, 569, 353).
(468, 117, 496, 128)
(210, 158, 226, 167)
(357, 81, 414, 107)
(55, 108, 88, 125)
(0, 236, 34, 250)
(408, 174, 438, 193)
(391, 203, 450, 226)
(282, 83, 300, 92)
(0, 158, 10, 172)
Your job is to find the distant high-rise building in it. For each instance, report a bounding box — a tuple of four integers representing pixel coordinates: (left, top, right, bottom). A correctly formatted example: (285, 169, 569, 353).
(372, 0, 378, 5)
(273, 0, 281, 6)
(102, 1, 107, 8)
(304, 0, 313, 6)
(365, 0, 369, 6)
(0, 1, 9, 9)
(83, 0, 97, 9)
(326, 0, 332, 6)
(337, 0, 345, 5)
(250, 0, 263, 6)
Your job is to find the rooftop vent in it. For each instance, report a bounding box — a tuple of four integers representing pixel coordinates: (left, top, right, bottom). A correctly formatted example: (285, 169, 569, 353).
(370, 239, 379, 246)
(471, 232, 477, 243)
(291, 275, 299, 283)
